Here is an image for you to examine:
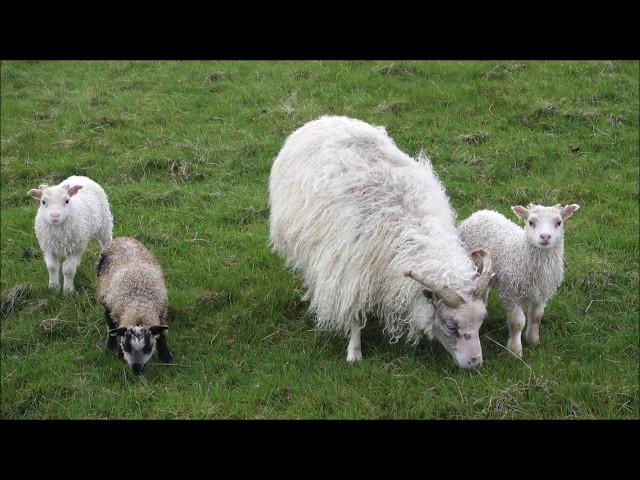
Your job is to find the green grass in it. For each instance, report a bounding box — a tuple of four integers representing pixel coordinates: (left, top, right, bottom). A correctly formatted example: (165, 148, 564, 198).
(1, 60, 638, 419)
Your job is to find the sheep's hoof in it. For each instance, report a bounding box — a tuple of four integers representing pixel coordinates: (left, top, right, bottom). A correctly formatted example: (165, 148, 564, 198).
(523, 328, 540, 346)
(346, 350, 363, 363)
(506, 340, 523, 358)
(524, 334, 540, 346)
(62, 287, 76, 296)
(48, 283, 61, 292)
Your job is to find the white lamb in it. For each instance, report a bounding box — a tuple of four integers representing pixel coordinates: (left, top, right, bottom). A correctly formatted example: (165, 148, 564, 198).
(28, 175, 113, 294)
(269, 115, 494, 369)
(458, 203, 580, 357)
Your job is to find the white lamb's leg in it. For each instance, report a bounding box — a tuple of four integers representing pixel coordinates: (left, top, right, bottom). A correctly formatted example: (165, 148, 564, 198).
(346, 321, 363, 363)
(98, 222, 113, 249)
(506, 304, 526, 357)
(62, 253, 82, 294)
(524, 302, 545, 345)
(44, 251, 61, 291)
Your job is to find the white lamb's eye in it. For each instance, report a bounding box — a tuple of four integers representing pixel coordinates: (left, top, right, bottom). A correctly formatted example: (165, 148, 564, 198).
(528, 220, 534, 227)
(41, 200, 46, 206)
(65, 199, 69, 204)
(446, 321, 457, 331)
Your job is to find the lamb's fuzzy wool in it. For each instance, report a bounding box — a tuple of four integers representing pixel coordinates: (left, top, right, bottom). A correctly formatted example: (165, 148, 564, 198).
(34, 175, 113, 258)
(458, 209, 564, 308)
(96, 237, 168, 327)
(269, 116, 480, 344)
(96, 237, 172, 374)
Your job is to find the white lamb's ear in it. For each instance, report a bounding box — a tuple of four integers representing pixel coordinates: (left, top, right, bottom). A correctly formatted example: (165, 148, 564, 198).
(511, 205, 529, 220)
(28, 189, 43, 200)
(561, 204, 580, 220)
(67, 185, 83, 196)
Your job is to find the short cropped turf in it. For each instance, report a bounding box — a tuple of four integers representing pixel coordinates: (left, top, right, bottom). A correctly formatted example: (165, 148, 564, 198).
(1, 60, 638, 419)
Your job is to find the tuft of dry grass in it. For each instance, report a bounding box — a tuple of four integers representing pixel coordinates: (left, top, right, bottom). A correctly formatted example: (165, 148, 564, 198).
(203, 71, 229, 83)
(458, 132, 488, 145)
(373, 63, 414, 77)
(1, 284, 33, 318)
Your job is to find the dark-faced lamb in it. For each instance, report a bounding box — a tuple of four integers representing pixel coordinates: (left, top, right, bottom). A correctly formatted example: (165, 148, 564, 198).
(458, 203, 580, 357)
(269, 116, 494, 369)
(96, 237, 172, 375)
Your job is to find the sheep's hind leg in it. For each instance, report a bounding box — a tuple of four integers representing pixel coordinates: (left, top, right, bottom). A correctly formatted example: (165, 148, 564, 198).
(524, 302, 545, 345)
(62, 253, 82, 294)
(346, 321, 363, 363)
(44, 251, 61, 292)
(506, 304, 526, 357)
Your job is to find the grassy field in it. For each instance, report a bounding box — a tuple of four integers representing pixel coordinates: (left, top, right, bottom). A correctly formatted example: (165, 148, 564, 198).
(1, 60, 638, 419)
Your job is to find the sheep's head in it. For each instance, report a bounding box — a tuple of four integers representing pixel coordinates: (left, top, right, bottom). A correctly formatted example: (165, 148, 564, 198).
(28, 183, 83, 225)
(109, 325, 169, 375)
(404, 249, 493, 369)
(512, 203, 580, 249)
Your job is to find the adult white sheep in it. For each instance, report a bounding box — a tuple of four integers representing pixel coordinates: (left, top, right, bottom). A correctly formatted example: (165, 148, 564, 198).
(458, 203, 580, 357)
(28, 175, 113, 294)
(269, 116, 494, 369)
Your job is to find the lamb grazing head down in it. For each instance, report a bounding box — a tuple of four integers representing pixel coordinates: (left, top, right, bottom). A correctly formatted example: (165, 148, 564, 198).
(511, 203, 580, 250)
(29, 183, 84, 226)
(404, 249, 493, 369)
(109, 323, 169, 375)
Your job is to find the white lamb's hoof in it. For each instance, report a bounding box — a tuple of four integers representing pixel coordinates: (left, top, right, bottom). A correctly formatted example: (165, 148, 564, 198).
(48, 283, 61, 292)
(524, 327, 540, 345)
(506, 339, 523, 358)
(346, 350, 363, 363)
(62, 286, 76, 295)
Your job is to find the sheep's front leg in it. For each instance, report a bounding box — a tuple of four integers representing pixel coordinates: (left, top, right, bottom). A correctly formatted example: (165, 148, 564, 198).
(506, 304, 526, 357)
(524, 302, 545, 345)
(44, 251, 61, 291)
(62, 253, 82, 294)
(156, 333, 173, 363)
(346, 321, 363, 363)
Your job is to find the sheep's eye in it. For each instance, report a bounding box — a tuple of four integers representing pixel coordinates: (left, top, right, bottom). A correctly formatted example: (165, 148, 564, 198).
(556, 220, 561, 227)
(528, 220, 535, 227)
(65, 199, 69, 204)
(41, 200, 46, 206)
(446, 321, 457, 331)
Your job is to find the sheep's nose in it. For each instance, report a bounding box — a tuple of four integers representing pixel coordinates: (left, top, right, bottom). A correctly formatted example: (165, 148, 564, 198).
(468, 356, 482, 367)
(50, 212, 60, 218)
(540, 233, 551, 241)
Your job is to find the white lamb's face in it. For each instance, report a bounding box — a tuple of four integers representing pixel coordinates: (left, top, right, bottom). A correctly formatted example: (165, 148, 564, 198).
(30, 183, 82, 225)
(512, 203, 580, 250)
(431, 299, 486, 369)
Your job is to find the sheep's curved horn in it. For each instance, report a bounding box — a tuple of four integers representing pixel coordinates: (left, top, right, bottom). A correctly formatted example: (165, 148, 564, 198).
(470, 249, 494, 300)
(404, 270, 466, 308)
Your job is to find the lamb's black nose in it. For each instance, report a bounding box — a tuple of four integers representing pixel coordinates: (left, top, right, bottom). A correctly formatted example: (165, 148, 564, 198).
(132, 364, 143, 375)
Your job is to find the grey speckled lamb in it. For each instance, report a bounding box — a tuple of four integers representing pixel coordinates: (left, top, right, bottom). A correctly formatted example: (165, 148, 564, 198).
(96, 237, 172, 375)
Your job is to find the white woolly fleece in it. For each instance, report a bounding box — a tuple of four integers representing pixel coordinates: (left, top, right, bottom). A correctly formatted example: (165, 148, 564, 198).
(34, 175, 113, 257)
(269, 116, 478, 343)
(458, 209, 564, 308)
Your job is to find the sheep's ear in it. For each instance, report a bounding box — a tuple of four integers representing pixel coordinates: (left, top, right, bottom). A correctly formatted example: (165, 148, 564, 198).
(109, 327, 127, 337)
(28, 189, 43, 200)
(511, 205, 529, 220)
(67, 185, 83, 196)
(561, 204, 580, 220)
(149, 325, 169, 336)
